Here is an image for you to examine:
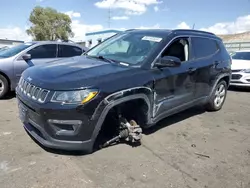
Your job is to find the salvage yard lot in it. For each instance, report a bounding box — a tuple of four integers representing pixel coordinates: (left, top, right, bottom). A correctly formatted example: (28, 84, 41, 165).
(0, 89, 250, 188)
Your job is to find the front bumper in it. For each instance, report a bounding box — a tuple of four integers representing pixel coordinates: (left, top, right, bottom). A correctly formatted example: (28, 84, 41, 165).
(230, 72, 250, 87)
(16, 92, 97, 152)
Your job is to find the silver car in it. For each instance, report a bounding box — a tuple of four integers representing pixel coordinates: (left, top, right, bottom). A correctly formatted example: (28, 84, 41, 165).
(0, 41, 88, 98)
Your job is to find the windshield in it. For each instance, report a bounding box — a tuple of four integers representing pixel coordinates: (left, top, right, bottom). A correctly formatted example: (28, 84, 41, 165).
(0, 43, 34, 58)
(231, 51, 250, 61)
(0, 46, 9, 52)
(85, 32, 164, 65)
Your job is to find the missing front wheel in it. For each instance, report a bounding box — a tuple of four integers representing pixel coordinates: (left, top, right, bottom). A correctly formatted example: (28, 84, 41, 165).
(100, 117, 142, 149)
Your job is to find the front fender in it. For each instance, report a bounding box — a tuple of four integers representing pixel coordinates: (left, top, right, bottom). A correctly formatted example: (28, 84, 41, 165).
(89, 87, 153, 147)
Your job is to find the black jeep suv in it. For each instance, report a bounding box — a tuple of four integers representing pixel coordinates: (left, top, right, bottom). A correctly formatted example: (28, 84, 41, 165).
(16, 29, 231, 153)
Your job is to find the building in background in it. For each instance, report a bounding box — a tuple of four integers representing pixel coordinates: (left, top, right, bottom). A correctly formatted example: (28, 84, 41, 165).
(85, 29, 122, 48)
(0, 39, 24, 48)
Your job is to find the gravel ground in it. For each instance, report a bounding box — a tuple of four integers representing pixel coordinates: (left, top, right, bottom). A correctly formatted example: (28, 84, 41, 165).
(0, 88, 250, 188)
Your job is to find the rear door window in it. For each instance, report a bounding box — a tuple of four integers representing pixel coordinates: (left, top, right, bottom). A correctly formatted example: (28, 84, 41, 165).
(192, 37, 219, 59)
(58, 45, 83, 57)
(27, 44, 57, 59)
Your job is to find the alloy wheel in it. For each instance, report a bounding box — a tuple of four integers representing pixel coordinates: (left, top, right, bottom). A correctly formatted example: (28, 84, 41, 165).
(214, 84, 226, 108)
(0, 79, 4, 95)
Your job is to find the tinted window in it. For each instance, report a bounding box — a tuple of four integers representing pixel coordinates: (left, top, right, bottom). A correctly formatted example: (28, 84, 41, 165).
(58, 45, 83, 57)
(192, 37, 218, 59)
(231, 52, 250, 60)
(28, 44, 57, 59)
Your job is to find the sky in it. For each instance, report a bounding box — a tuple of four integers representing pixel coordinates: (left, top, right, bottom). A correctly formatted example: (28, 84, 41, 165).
(0, 0, 250, 42)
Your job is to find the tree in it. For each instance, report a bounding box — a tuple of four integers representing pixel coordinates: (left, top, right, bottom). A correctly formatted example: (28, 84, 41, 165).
(26, 6, 74, 41)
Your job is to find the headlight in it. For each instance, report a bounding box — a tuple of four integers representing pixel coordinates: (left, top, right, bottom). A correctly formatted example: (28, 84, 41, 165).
(242, 69, 250, 73)
(51, 89, 98, 104)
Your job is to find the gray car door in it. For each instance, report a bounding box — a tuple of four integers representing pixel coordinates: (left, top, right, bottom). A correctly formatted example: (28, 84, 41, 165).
(13, 44, 58, 86)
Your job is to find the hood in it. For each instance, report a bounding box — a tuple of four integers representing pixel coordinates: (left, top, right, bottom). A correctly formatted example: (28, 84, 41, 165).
(22, 56, 133, 90)
(231, 59, 250, 70)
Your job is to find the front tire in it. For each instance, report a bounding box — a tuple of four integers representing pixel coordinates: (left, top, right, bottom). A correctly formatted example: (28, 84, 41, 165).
(0, 75, 9, 99)
(205, 80, 227, 111)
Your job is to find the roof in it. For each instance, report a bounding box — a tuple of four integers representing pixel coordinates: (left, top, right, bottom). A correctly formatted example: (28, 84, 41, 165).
(126, 29, 172, 35)
(85, 30, 122, 36)
(29, 40, 80, 45)
(125, 28, 219, 40)
(0, 39, 24, 43)
(24, 40, 84, 47)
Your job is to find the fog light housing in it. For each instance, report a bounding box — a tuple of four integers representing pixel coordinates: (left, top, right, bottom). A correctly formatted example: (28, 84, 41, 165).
(48, 119, 82, 136)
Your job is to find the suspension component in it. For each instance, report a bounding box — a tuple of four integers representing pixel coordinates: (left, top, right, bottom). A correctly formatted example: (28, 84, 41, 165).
(100, 118, 142, 148)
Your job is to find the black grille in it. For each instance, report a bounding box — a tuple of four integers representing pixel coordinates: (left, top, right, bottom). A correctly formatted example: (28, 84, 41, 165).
(231, 74, 242, 80)
(231, 69, 242, 73)
(18, 77, 50, 103)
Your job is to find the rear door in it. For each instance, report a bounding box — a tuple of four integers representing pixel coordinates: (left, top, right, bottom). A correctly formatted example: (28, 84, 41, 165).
(14, 44, 58, 84)
(191, 37, 220, 98)
(58, 44, 83, 58)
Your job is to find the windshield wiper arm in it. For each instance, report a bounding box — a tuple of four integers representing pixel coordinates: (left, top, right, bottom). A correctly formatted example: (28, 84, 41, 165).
(87, 55, 117, 64)
(98, 56, 117, 64)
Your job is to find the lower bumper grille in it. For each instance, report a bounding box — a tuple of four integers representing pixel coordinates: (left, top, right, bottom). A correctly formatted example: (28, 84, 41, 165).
(231, 69, 242, 73)
(231, 74, 242, 80)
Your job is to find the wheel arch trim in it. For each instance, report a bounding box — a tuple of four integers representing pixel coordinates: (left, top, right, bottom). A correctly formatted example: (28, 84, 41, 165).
(89, 93, 152, 149)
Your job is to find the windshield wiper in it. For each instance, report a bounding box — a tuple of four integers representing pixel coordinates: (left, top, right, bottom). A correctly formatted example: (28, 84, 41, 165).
(87, 55, 117, 64)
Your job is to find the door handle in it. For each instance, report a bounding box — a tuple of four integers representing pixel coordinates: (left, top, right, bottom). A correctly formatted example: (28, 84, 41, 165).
(188, 67, 197, 73)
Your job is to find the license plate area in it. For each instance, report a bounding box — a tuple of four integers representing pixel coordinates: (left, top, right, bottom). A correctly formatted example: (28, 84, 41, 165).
(18, 102, 28, 123)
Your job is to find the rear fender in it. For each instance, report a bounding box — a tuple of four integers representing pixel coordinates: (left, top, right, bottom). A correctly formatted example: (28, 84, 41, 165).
(208, 73, 231, 98)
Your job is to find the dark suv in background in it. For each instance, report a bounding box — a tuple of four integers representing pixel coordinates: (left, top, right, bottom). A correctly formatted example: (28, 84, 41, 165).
(0, 41, 88, 98)
(16, 29, 231, 153)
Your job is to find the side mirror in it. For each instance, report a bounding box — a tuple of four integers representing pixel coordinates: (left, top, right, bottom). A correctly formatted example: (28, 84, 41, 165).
(155, 56, 181, 68)
(22, 54, 34, 67)
(22, 54, 31, 62)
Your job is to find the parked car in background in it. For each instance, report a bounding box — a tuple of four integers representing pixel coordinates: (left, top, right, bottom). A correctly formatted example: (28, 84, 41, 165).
(0, 41, 88, 98)
(230, 50, 250, 87)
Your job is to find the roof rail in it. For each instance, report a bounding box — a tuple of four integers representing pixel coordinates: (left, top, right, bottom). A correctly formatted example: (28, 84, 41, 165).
(173, 29, 216, 36)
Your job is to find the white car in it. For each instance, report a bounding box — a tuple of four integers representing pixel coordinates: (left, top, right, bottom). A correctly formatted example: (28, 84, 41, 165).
(230, 50, 250, 87)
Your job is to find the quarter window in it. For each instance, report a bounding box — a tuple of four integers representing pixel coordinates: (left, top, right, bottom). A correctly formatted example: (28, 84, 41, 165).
(58, 45, 83, 57)
(192, 37, 218, 59)
(28, 44, 57, 59)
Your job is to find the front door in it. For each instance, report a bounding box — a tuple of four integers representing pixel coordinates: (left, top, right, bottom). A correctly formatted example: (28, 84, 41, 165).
(152, 37, 197, 119)
(13, 44, 58, 86)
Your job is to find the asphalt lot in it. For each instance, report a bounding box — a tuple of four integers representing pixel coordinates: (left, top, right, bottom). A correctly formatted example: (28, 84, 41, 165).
(0, 88, 250, 188)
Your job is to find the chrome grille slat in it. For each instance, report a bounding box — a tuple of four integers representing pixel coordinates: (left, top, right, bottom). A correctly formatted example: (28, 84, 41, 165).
(18, 77, 50, 103)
